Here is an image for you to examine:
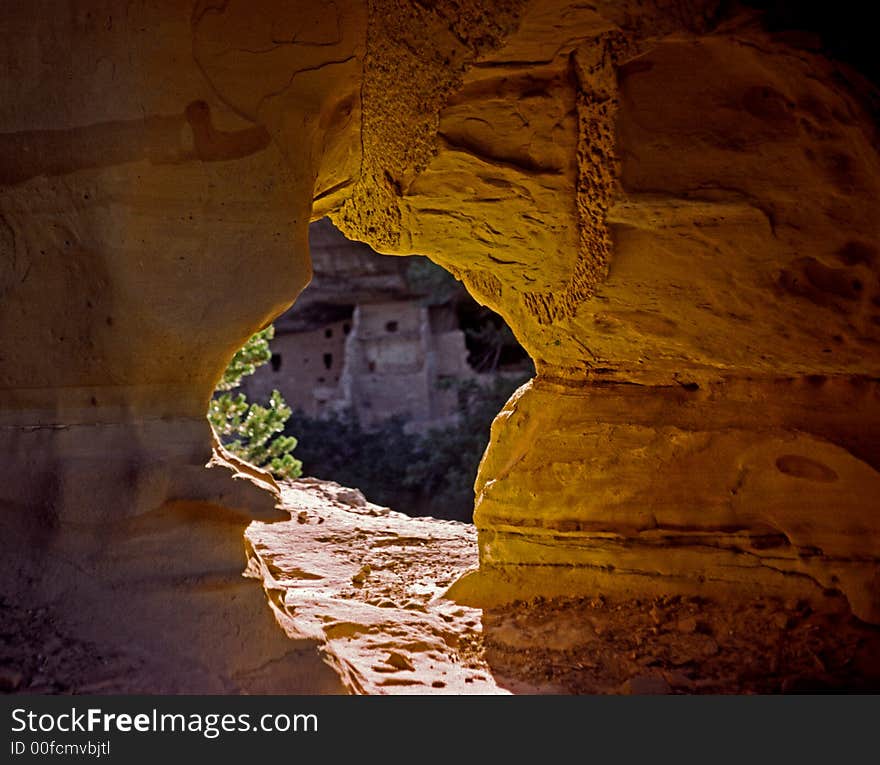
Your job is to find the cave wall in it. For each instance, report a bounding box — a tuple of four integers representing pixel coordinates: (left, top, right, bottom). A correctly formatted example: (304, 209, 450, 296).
(0, 0, 368, 691)
(329, 0, 880, 622)
(1, 0, 878, 691)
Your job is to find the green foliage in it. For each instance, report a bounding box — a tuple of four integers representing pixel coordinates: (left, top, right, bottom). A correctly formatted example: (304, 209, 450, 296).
(216, 326, 274, 392)
(286, 410, 419, 503)
(402, 374, 531, 517)
(405, 256, 464, 306)
(209, 328, 302, 479)
(465, 321, 521, 373)
(286, 371, 531, 521)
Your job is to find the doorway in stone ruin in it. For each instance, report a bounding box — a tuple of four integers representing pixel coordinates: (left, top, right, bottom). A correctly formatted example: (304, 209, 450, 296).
(214, 218, 533, 522)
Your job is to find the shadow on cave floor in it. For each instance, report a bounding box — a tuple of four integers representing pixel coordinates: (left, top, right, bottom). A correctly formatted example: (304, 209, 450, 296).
(480, 594, 880, 694)
(0, 597, 146, 695)
(4, 477, 880, 695)
(241, 479, 880, 696)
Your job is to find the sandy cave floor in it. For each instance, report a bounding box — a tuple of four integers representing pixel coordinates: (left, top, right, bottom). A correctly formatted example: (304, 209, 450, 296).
(3, 478, 880, 695)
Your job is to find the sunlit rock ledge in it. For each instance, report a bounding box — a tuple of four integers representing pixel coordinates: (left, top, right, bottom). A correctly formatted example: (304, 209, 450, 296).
(246, 479, 880, 695)
(245, 479, 505, 695)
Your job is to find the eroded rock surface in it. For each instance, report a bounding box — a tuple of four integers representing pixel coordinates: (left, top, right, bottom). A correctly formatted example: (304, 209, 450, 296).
(1, 0, 368, 691)
(473, 377, 880, 624)
(330, 1, 880, 624)
(246, 480, 502, 694)
(242, 480, 880, 695)
(4, 478, 878, 694)
(1, 0, 878, 692)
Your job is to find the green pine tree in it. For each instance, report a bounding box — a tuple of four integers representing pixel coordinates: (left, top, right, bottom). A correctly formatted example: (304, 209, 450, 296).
(208, 326, 303, 479)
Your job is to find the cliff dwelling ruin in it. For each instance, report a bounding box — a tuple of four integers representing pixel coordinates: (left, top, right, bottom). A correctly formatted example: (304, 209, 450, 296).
(1, 0, 879, 694)
(242, 218, 528, 431)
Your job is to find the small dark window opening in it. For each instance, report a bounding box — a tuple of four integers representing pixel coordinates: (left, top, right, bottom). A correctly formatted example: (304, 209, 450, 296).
(368, 361, 376, 373)
(323, 352, 333, 370)
(318, 376, 326, 383)
(343, 322, 352, 335)
(270, 353, 282, 372)
(385, 320, 399, 333)
(325, 328, 333, 338)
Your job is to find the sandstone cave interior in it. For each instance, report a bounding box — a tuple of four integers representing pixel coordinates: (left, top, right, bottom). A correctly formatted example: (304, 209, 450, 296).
(1, 0, 879, 696)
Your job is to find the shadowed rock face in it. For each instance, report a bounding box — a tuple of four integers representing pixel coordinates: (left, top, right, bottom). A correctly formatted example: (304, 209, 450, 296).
(0, 0, 878, 691)
(0, 0, 369, 692)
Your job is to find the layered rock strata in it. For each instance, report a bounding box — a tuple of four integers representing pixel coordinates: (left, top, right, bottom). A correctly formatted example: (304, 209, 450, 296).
(1, 0, 368, 690)
(331, 2, 880, 625)
(1, 0, 878, 692)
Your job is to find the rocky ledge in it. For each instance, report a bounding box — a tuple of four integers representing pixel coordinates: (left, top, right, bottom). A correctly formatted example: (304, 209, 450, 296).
(245, 479, 502, 694)
(2, 477, 878, 694)
(245, 479, 880, 694)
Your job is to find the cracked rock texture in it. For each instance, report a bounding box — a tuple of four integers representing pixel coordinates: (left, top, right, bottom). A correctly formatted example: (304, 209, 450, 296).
(4, 478, 879, 694)
(251, 480, 880, 694)
(246, 480, 504, 694)
(329, 2, 880, 625)
(1, 0, 879, 692)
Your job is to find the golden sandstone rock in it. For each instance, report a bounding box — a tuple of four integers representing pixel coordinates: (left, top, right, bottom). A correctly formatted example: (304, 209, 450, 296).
(1, 0, 878, 691)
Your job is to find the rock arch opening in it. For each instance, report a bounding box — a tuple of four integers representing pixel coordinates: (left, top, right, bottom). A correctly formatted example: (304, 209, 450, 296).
(1, 0, 879, 694)
(217, 218, 533, 521)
